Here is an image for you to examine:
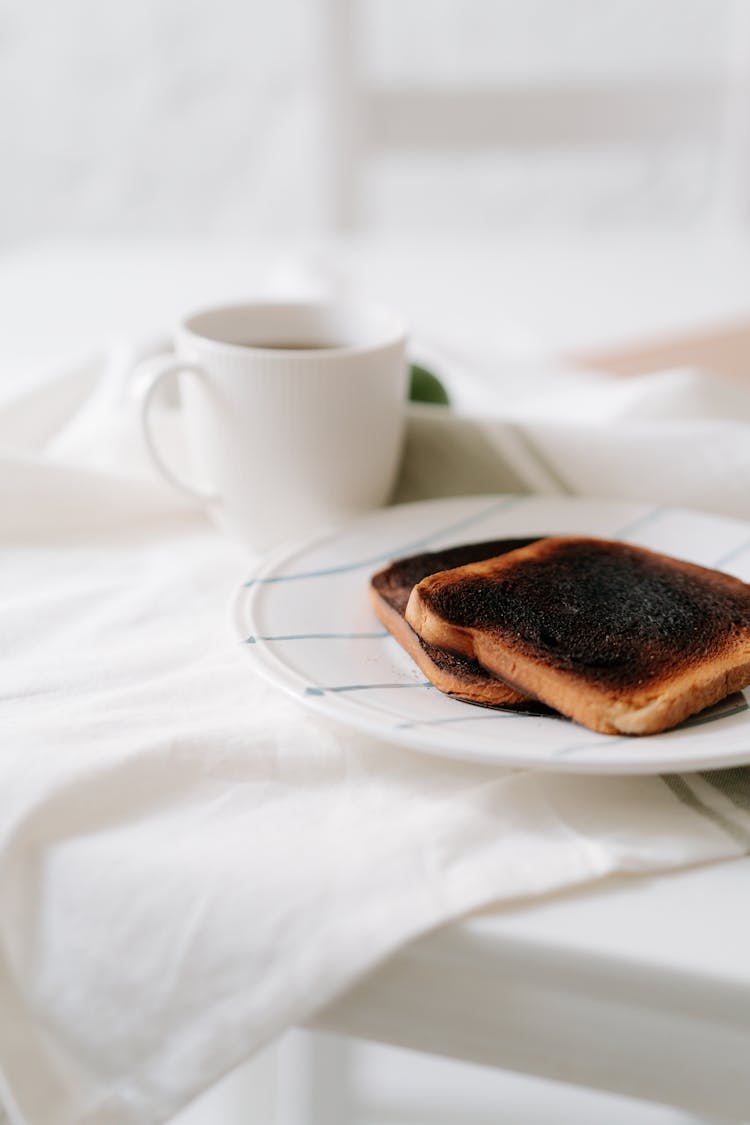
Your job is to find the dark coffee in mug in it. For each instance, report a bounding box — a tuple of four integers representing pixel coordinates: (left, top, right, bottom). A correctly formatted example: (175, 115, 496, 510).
(235, 340, 345, 351)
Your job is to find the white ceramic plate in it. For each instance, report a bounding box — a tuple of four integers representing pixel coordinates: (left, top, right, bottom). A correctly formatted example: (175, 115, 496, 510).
(233, 495, 750, 774)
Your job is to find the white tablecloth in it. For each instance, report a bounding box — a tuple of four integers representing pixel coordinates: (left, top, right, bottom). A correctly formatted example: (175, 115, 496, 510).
(2, 325, 750, 1125)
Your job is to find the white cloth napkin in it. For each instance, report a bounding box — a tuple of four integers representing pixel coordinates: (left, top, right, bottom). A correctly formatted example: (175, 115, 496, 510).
(1, 343, 750, 1125)
(404, 338, 750, 519)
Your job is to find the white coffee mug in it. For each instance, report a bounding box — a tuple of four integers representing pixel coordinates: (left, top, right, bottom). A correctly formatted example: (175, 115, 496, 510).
(135, 300, 408, 552)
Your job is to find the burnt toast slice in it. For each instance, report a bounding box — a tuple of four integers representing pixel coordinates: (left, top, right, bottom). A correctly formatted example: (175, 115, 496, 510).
(405, 536, 750, 735)
(371, 538, 546, 709)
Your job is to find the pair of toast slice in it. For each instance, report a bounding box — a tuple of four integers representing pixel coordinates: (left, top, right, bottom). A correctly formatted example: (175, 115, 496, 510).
(370, 538, 546, 710)
(371, 535, 750, 736)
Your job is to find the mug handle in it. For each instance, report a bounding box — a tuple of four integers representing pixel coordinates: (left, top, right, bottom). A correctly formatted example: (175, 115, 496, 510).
(134, 355, 219, 503)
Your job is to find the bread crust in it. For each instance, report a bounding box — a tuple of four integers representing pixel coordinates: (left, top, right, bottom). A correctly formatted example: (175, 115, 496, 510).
(369, 584, 528, 706)
(406, 536, 750, 735)
(370, 538, 542, 708)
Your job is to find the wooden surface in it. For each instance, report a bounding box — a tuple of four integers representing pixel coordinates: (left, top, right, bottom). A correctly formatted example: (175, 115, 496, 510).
(574, 319, 750, 382)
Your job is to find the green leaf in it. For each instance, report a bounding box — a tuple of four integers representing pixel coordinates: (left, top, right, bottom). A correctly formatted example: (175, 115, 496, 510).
(408, 363, 450, 405)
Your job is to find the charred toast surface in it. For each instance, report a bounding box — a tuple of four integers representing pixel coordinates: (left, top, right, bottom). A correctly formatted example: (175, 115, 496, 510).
(405, 536, 750, 735)
(370, 538, 545, 708)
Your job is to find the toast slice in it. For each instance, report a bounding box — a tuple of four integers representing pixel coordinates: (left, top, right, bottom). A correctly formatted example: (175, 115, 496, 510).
(405, 536, 750, 735)
(370, 538, 548, 709)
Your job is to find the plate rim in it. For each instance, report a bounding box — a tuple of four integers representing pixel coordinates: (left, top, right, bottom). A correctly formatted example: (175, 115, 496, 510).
(231, 494, 750, 775)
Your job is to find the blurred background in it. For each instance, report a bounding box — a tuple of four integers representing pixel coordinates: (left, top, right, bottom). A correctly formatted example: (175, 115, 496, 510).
(4, 0, 750, 387)
(2, 0, 748, 246)
(3, 2, 750, 1123)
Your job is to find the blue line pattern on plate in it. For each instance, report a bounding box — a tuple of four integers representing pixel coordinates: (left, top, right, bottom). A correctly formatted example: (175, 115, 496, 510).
(305, 681, 433, 696)
(245, 496, 522, 586)
(614, 506, 664, 541)
(396, 712, 520, 730)
(713, 537, 750, 571)
(554, 735, 632, 757)
(677, 698, 749, 729)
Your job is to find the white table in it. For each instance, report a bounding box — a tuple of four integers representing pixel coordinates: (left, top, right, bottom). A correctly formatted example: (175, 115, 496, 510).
(4, 236, 750, 1123)
(315, 857, 750, 1119)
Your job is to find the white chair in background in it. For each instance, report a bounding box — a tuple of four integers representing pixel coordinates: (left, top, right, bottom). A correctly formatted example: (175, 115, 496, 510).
(315, 0, 750, 234)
